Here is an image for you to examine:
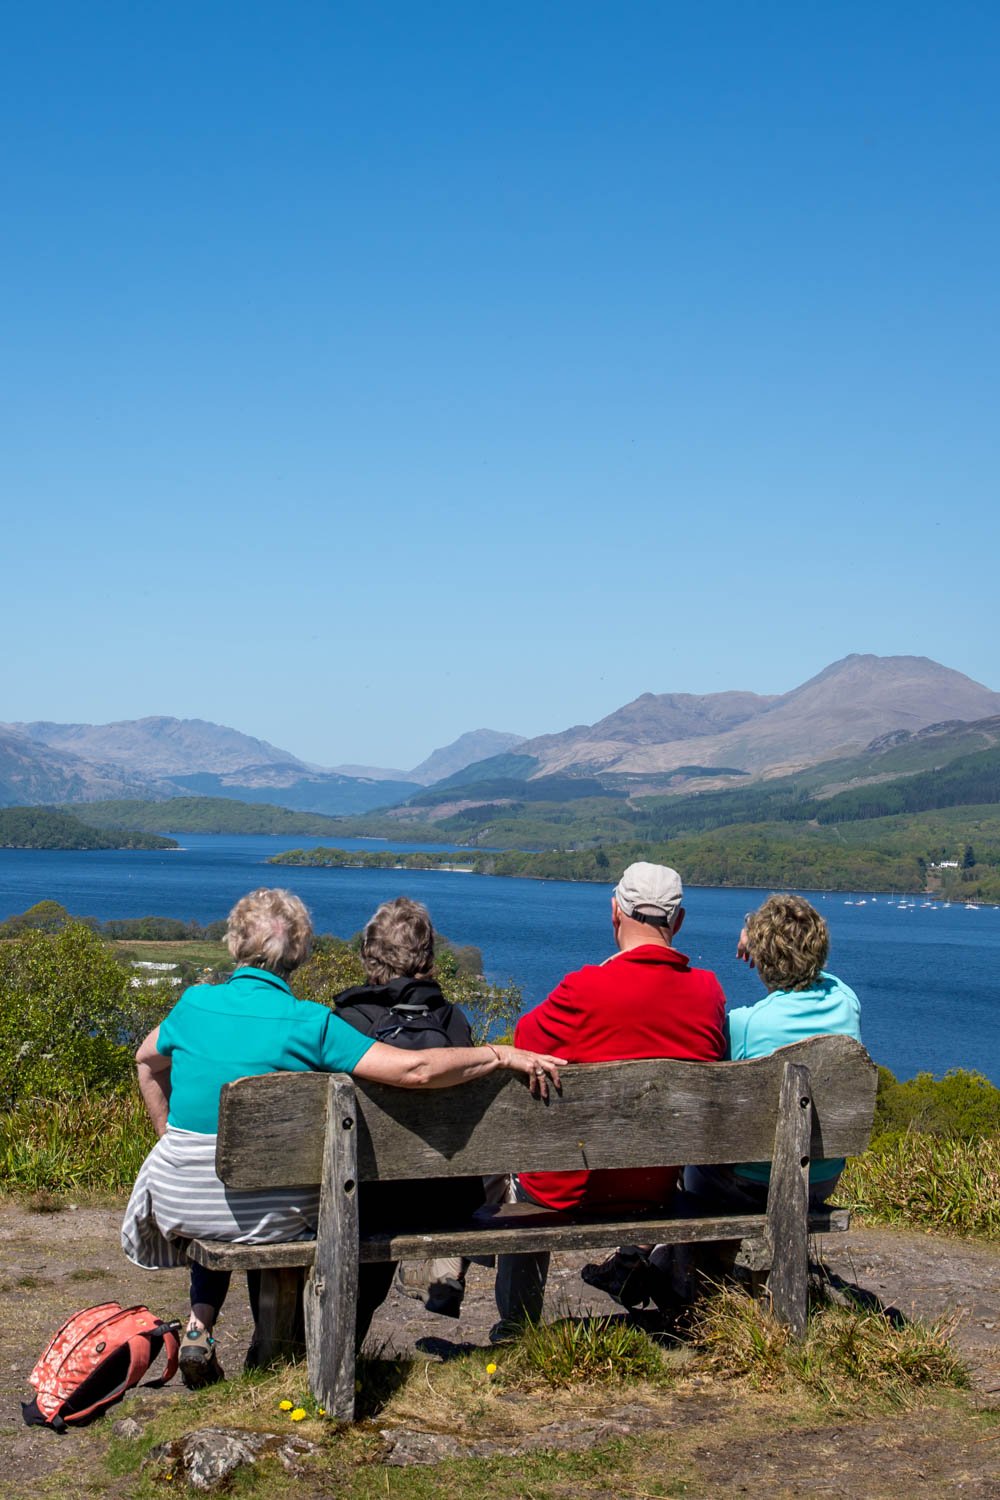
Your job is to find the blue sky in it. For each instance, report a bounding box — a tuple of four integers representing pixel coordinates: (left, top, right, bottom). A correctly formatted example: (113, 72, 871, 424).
(3, 2, 998, 768)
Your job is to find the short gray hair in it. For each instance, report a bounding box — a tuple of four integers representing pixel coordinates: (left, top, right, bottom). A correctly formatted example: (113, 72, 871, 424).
(226, 887, 313, 975)
(360, 897, 435, 985)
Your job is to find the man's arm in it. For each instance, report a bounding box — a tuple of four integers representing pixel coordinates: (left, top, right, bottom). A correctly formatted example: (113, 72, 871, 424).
(135, 1026, 172, 1137)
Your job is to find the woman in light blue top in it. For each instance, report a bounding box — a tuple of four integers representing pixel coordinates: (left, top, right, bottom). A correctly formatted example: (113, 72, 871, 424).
(123, 888, 564, 1388)
(684, 892, 862, 1209)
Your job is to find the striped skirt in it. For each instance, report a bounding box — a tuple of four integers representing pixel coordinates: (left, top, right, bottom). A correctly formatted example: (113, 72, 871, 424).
(121, 1126, 319, 1270)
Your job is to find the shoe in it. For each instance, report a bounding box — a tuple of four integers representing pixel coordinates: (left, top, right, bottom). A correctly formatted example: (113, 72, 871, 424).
(581, 1247, 656, 1311)
(488, 1318, 523, 1345)
(179, 1324, 225, 1389)
(425, 1277, 465, 1319)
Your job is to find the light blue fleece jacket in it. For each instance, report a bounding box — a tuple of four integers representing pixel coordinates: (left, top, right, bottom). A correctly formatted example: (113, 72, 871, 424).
(726, 971, 862, 1184)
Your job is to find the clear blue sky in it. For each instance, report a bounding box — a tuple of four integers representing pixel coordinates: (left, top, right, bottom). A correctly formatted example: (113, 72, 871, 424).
(3, 2, 998, 768)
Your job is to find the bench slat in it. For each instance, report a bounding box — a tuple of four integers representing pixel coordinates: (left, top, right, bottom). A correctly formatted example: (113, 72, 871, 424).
(216, 1036, 876, 1189)
(187, 1207, 850, 1270)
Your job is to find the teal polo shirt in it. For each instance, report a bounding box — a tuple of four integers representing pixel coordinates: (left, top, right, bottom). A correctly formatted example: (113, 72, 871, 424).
(156, 967, 375, 1133)
(725, 971, 862, 1184)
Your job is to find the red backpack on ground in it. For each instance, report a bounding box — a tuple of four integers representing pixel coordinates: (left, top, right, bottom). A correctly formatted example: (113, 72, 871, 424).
(22, 1302, 180, 1432)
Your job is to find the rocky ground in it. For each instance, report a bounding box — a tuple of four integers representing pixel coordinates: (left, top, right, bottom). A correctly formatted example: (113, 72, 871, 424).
(0, 1202, 997, 1497)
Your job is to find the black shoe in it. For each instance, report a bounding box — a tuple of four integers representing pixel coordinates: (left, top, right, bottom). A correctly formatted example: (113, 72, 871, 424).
(179, 1325, 225, 1389)
(425, 1277, 465, 1319)
(581, 1247, 656, 1311)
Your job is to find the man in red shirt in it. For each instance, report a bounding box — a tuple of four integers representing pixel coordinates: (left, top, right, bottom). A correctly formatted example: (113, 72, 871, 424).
(494, 861, 727, 1334)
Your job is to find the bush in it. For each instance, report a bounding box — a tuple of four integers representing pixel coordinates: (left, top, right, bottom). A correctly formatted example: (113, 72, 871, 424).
(0, 924, 165, 1108)
(874, 1065, 1000, 1141)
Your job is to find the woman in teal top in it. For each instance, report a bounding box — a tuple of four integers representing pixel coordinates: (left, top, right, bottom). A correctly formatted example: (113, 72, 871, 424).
(684, 893, 862, 1208)
(122, 888, 565, 1389)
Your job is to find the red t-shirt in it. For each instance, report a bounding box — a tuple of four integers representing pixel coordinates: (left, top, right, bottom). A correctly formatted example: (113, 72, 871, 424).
(515, 944, 727, 1212)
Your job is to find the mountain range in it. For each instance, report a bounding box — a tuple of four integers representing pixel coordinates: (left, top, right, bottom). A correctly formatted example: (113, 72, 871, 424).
(0, 718, 526, 814)
(2, 654, 998, 815)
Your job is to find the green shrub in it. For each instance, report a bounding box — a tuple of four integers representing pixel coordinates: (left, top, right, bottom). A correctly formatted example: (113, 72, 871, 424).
(874, 1065, 1000, 1141)
(0, 924, 166, 1108)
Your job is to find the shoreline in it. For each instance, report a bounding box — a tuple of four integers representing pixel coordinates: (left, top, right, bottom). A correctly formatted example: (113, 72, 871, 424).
(265, 853, 1000, 907)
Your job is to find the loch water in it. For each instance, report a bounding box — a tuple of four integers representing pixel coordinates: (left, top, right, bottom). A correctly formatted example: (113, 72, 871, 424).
(0, 833, 997, 1084)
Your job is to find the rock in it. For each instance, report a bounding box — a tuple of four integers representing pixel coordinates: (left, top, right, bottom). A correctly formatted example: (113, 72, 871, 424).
(381, 1428, 466, 1466)
(146, 1427, 320, 1490)
(381, 1416, 637, 1466)
(111, 1416, 144, 1440)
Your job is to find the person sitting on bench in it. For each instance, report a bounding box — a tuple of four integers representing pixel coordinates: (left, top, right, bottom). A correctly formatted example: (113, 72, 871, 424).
(492, 861, 727, 1338)
(121, 886, 565, 1388)
(683, 892, 862, 1212)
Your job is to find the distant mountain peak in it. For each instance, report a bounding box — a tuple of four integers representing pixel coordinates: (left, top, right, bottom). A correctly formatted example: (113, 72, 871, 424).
(408, 729, 527, 786)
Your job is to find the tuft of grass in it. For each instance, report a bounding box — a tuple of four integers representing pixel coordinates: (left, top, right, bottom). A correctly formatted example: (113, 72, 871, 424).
(0, 1089, 155, 1193)
(691, 1285, 968, 1406)
(502, 1314, 670, 1389)
(690, 1286, 790, 1388)
(842, 1131, 1000, 1238)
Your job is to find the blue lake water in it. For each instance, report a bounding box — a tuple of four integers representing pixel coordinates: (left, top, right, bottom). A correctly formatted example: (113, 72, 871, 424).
(0, 833, 997, 1083)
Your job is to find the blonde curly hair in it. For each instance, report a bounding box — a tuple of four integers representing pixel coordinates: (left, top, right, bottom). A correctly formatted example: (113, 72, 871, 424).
(746, 894, 829, 993)
(225, 887, 313, 975)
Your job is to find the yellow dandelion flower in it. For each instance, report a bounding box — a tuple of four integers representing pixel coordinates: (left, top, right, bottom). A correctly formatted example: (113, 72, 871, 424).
(486, 1362, 497, 1375)
(318, 1408, 326, 1416)
(278, 1399, 293, 1411)
(290, 1408, 307, 1421)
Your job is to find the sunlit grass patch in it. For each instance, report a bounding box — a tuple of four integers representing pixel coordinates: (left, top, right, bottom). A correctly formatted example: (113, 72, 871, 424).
(842, 1131, 1000, 1238)
(0, 1090, 154, 1194)
(691, 1284, 968, 1406)
(501, 1313, 673, 1389)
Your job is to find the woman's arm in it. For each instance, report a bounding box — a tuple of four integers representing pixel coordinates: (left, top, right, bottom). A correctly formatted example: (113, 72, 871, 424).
(353, 1041, 565, 1098)
(135, 1025, 172, 1136)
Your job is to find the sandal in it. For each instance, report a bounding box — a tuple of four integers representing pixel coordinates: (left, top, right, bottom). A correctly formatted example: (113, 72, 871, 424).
(179, 1324, 225, 1389)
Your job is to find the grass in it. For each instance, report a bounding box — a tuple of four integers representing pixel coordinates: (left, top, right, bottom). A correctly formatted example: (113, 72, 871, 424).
(112, 938, 230, 968)
(0, 1089, 155, 1194)
(842, 1131, 1000, 1239)
(84, 1294, 976, 1500)
(501, 1312, 674, 1389)
(691, 1284, 969, 1407)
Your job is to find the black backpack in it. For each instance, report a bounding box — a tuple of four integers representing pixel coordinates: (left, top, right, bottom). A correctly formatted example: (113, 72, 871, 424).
(334, 977, 472, 1052)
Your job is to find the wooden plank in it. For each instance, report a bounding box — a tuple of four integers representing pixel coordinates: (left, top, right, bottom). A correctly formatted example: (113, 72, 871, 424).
(249, 1268, 305, 1367)
(184, 1208, 850, 1271)
(216, 1036, 877, 1189)
(358, 1208, 850, 1262)
(188, 1238, 317, 1272)
(765, 1062, 812, 1339)
(303, 1076, 359, 1424)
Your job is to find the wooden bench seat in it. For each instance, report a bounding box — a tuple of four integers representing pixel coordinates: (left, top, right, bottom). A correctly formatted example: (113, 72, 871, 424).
(189, 1035, 876, 1421)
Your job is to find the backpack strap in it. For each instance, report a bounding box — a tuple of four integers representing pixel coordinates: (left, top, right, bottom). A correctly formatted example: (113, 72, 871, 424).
(159, 1324, 180, 1384)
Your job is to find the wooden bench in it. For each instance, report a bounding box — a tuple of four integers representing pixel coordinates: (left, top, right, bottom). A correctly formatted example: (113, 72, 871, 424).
(188, 1034, 876, 1421)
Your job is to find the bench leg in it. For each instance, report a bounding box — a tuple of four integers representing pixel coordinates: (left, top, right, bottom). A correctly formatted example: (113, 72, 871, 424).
(765, 1061, 812, 1339)
(304, 1076, 359, 1422)
(246, 1268, 305, 1369)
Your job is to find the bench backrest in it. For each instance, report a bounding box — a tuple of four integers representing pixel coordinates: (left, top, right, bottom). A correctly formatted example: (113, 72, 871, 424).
(215, 1035, 877, 1190)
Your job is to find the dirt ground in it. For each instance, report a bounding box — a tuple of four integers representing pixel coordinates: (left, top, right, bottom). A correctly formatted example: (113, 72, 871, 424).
(0, 1202, 997, 1498)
